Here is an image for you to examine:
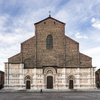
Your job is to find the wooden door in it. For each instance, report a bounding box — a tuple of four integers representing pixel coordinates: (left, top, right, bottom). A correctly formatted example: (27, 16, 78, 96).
(26, 80, 30, 89)
(69, 80, 73, 89)
(47, 76, 53, 89)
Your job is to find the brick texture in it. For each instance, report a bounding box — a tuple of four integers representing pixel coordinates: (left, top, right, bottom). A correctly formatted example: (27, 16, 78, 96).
(8, 53, 21, 63)
(79, 53, 92, 67)
(8, 16, 92, 68)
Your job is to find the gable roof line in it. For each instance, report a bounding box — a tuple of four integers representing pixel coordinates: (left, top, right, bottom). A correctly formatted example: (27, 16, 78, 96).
(65, 35, 79, 44)
(34, 16, 66, 25)
(8, 53, 21, 59)
(79, 52, 92, 59)
(21, 36, 35, 44)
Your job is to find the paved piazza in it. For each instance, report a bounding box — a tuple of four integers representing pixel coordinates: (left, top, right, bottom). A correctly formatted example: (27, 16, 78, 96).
(0, 92, 100, 100)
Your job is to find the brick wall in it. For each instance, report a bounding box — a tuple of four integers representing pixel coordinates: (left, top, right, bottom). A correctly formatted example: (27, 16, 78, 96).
(8, 17, 92, 68)
(8, 53, 21, 63)
(21, 36, 36, 68)
(35, 18, 65, 67)
(79, 53, 92, 67)
(65, 36, 79, 67)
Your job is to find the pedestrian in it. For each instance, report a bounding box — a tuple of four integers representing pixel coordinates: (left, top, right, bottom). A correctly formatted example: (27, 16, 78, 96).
(40, 89, 43, 93)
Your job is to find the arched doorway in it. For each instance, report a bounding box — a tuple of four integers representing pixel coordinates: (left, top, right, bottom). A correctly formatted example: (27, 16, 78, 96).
(26, 80, 31, 89)
(47, 76, 53, 89)
(25, 75, 31, 89)
(69, 80, 73, 89)
(67, 75, 75, 89)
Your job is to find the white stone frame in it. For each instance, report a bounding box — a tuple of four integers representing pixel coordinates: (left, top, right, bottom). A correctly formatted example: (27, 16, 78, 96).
(24, 75, 32, 89)
(67, 75, 76, 89)
(44, 67, 56, 89)
(67, 75, 76, 83)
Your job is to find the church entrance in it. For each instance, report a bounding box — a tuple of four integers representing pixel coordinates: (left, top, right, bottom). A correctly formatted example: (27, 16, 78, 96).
(26, 80, 31, 89)
(47, 76, 53, 89)
(69, 80, 73, 89)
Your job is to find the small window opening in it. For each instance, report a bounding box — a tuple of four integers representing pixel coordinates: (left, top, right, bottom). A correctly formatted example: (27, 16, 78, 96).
(80, 62, 82, 64)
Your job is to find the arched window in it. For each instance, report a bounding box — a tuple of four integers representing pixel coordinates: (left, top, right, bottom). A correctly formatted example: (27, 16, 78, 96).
(46, 35, 53, 49)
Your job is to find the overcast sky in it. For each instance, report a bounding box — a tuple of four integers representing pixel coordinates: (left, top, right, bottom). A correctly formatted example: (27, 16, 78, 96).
(0, 0, 100, 71)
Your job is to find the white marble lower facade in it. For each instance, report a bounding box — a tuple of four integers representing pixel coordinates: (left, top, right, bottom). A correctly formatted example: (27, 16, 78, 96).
(4, 63, 96, 90)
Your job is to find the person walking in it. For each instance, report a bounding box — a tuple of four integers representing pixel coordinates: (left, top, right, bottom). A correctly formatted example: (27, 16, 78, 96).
(40, 89, 43, 93)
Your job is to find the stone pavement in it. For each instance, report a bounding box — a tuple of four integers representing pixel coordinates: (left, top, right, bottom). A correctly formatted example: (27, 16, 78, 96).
(0, 88, 100, 93)
(0, 89, 100, 100)
(0, 92, 100, 100)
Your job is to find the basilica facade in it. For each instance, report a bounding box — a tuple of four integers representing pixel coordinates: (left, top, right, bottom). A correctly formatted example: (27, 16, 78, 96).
(4, 15, 96, 90)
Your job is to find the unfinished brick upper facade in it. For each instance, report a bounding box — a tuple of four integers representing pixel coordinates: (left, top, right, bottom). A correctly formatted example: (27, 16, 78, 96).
(8, 16, 92, 68)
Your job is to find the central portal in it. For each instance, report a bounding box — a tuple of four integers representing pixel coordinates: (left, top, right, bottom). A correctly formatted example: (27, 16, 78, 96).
(47, 76, 53, 89)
